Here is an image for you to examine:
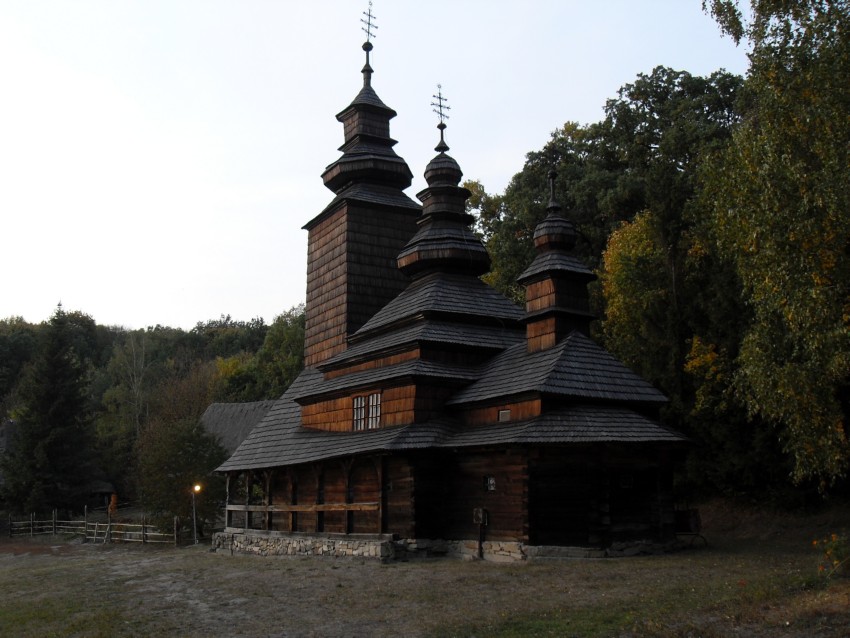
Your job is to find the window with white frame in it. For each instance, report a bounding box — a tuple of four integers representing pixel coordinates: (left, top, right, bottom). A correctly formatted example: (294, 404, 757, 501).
(353, 396, 366, 431)
(367, 392, 381, 429)
(353, 392, 381, 431)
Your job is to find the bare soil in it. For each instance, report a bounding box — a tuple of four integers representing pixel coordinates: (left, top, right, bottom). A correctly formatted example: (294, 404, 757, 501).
(1, 501, 849, 637)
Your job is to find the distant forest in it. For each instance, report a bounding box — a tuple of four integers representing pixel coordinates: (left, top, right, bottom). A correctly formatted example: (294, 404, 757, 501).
(2, 1, 849, 520)
(0, 306, 305, 523)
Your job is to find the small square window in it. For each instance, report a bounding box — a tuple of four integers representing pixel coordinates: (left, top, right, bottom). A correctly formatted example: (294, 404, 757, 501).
(484, 476, 496, 491)
(498, 409, 511, 423)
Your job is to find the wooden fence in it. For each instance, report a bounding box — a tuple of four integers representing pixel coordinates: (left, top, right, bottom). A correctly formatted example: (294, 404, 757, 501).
(8, 508, 183, 545)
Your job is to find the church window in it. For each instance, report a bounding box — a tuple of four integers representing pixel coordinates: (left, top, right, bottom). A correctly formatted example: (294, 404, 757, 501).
(353, 392, 381, 431)
(367, 392, 381, 429)
(353, 396, 366, 431)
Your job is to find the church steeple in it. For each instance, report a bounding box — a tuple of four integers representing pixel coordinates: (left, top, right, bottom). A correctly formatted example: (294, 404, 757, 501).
(302, 4, 420, 367)
(517, 171, 596, 351)
(318, 3, 412, 195)
(397, 87, 490, 278)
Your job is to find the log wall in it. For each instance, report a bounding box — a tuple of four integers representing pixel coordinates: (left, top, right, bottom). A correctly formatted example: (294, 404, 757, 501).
(262, 455, 413, 538)
(414, 450, 528, 543)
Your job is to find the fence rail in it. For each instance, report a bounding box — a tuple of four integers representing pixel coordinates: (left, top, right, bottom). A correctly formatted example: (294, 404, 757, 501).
(8, 508, 182, 545)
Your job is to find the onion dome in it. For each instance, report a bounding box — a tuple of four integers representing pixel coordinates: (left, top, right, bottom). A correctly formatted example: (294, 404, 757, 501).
(397, 87, 490, 278)
(518, 171, 596, 348)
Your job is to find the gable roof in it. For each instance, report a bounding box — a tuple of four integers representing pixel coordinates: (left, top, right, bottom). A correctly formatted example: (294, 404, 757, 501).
(200, 401, 277, 455)
(447, 330, 668, 406)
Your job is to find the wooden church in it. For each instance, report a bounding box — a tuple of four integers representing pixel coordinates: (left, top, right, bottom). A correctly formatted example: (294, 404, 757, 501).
(214, 24, 686, 559)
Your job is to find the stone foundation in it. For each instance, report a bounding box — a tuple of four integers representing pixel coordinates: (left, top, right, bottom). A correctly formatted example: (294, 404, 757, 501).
(213, 530, 681, 562)
(212, 531, 394, 560)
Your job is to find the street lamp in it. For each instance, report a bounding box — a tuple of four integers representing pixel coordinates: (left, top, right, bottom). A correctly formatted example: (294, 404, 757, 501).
(191, 483, 202, 545)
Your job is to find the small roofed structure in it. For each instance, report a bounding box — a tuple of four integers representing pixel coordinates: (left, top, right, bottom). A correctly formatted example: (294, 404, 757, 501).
(213, 16, 686, 560)
(200, 401, 277, 455)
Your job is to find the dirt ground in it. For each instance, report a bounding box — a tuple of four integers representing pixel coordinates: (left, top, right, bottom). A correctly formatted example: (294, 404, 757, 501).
(1, 502, 849, 637)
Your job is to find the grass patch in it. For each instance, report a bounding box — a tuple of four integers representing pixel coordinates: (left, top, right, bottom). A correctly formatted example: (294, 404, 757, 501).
(1, 500, 849, 637)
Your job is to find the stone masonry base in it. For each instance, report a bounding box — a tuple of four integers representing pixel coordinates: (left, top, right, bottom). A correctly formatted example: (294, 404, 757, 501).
(212, 530, 681, 562)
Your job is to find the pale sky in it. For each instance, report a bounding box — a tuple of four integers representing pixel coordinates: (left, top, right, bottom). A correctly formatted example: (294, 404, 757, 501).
(0, 1, 748, 330)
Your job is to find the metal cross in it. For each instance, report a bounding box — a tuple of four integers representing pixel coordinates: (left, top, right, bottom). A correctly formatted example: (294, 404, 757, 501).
(361, 1, 377, 42)
(431, 84, 451, 124)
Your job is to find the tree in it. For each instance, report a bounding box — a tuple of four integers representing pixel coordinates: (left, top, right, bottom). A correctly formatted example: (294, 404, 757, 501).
(600, 212, 672, 391)
(702, 0, 850, 485)
(134, 417, 227, 533)
(0, 317, 37, 418)
(473, 67, 742, 308)
(0, 306, 98, 513)
(212, 305, 306, 402)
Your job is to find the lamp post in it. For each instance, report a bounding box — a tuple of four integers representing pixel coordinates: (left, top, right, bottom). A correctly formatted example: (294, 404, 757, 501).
(191, 484, 201, 544)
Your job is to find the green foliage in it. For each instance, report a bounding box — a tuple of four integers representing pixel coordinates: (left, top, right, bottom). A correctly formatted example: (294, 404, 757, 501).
(134, 416, 227, 533)
(475, 66, 742, 307)
(600, 212, 674, 391)
(212, 305, 306, 401)
(0, 306, 99, 513)
(0, 316, 37, 416)
(486, 67, 743, 440)
(191, 314, 268, 359)
(702, 0, 850, 485)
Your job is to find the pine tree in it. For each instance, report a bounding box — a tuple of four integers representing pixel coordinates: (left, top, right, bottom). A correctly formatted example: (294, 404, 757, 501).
(0, 305, 97, 513)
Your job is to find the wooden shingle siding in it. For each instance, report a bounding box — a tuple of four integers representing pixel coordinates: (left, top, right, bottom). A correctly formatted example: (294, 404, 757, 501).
(324, 348, 420, 380)
(301, 384, 416, 431)
(463, 398, 542, 426)
(525, 277, 591, 314)
(304, 202, 418, 367)
(305, 208, 349, 367)
(526, 316, 558, 353)
(345, 205, 418, 335)
(341, 110, 390, 140)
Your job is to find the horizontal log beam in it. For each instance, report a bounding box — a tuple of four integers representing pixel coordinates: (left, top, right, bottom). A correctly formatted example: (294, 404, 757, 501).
(226, 502, 379, 513)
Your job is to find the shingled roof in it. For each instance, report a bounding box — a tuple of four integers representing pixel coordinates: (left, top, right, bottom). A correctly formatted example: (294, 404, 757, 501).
(291, 359, 481, 404)
(200, 401, 277, 454)
(314, 183, 420, 222)
(321, 320, 523, 370)
(447, 330, 668, 406)
(355, 271, 524, 336)
(216, 369, 682, 473)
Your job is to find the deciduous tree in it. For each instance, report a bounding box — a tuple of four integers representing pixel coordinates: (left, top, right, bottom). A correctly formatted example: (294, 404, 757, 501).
(702, 0, 850, 485)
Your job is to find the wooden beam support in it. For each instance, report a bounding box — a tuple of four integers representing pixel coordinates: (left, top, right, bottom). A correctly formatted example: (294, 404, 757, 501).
(226, 502, 380, 514)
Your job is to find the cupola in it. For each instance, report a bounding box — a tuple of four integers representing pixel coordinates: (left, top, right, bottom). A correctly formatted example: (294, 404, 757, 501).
(397, 87, 490, 278)
(517, 171, 596, 352)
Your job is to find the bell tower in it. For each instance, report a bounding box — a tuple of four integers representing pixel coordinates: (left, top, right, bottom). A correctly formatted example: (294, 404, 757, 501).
(302, 6, 420, 367)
